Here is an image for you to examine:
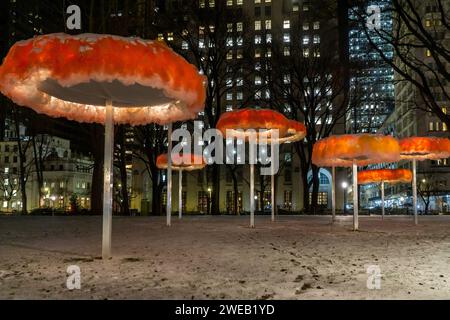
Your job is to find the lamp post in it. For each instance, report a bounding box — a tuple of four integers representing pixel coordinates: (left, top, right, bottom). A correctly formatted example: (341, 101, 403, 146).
(342, 181, 348, 215)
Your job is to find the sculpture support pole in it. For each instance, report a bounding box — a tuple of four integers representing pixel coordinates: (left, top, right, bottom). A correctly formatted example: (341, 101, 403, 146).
(102, 99, 114, 259)
(353, 161, 358, 231)
(250, 163, 255, 228)
(381, 181, 385, 220)
(412, 159, 418, 225)
(271, 142, 275, 222)
(166, 123, 172, 227)
(179, 170, 183, 219)
(332, 166, 336, 223)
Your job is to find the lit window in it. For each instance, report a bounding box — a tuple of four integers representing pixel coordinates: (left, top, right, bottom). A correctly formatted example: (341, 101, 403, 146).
(429, 122, 434, 131)
(425, 19, 431, 27)
(255, 20, 261, 30)
(313, 21, 320, 30)
(283, 74, 291, 84)
(284, 46, 290, 56)
(236, 78, 243, 86)
(283, 33, 290, 43)
(181, 41, 188, 50)
(227, 0, 233, 6)
(303, 35, 309, 45)
(255, 76, 262, 85)
(226, 78, 233, 87)
(255, 35, 262, 44)
(226, 93, 233, 101)
(266, 34, 272, 43)
(226, 37, 233, 47)
(199, 0, 205, 8)
(167, 32, 173, 41)
(236, 92, 243, 100)
(209, 0, 215, 7)
(265, 20, 272, 29)
(303, 23, 309, 30)
(426, 49, 431, 57)
(283, 20, 290, 29)
(303, 48, 310, 57)
(227, 50, 233, 60)
(227, 23, 233, 32)
(303, 4, 309, 11)
(237, 0, 243, 5)
(293, 4, 299, 11)
(313, 35, 320, 44)
(236, 49, 243, 59)
(226, 105, 233, 112)
(157, 33, 164, 41)
(236, 22, 243, 32)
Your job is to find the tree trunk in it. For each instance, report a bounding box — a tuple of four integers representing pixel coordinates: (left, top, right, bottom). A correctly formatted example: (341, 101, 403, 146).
(310, 165, 320, 214)
(90, 124, 104, 214)
(232, 171, 239, 216)
(31, 136, 44, 207)
(211, 163, 220, 215)
(117, 126, 130, 216)
(151, 167, 163, 216)
(301, 169, 310, 213)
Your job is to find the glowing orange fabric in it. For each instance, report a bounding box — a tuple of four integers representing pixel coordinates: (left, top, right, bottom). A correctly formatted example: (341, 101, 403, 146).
(0, 33, 206, 125)
(358, 169, 412, 184)
(216, 108, 306, 143)
(399, 137, 450, 161)
(156, 153, 206, 171)
(312, 134, 400, 167)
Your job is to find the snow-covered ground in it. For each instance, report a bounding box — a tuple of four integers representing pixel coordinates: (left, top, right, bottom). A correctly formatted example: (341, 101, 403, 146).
(0, 215, 449, 299)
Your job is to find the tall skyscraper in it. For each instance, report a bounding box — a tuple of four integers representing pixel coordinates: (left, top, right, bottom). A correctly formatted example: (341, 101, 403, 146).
(347, 0, 394, 133)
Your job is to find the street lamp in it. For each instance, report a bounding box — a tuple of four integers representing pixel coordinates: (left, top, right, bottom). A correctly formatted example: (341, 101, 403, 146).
(342, 181, 348, 215)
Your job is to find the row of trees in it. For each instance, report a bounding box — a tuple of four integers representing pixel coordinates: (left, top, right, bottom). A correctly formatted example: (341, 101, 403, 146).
(1, 0, 448, 215)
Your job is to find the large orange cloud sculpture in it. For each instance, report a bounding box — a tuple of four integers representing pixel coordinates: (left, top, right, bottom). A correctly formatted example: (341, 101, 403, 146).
(0, 33, 206, 125)
(358, 169, 412, 185)
(399, 137, 450, 160)
(312, 134, 400, 167)
(156, 153, 206, 171)
(216, 108, 306, 143)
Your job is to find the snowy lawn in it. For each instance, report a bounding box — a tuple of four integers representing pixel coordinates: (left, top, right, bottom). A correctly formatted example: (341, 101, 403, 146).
(0, 215, 449, 299)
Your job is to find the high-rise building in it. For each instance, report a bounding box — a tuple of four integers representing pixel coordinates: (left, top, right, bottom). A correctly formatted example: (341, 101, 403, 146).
(347, 0, 394, 133)
(360, 1, 450, 212)
(131, 0, 348, 214)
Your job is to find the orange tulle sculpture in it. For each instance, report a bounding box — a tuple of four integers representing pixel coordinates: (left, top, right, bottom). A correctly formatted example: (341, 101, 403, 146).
(358, 169, 412, 185)
(156, 153, 206, 171)
(0, 33, 206, 125)
(399, 137, 450, 160)
(312, 134, 400, 167)
(216, 108, 306, 143)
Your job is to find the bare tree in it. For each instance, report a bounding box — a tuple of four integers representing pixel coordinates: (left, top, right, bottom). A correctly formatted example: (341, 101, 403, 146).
(352, 0, 450, 127)
(154, 1, 254, 214)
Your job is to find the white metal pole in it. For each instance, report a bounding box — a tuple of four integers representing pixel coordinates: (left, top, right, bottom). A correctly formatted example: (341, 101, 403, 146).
(331, 166, 336, 223)
(250, 163, 255, 228)
(271, 142, 275, 222)
(352, 161, 358, 231)
(381, 181, 385, 220)
(179, 170, 182, 219)
(166, 123, 173, 227)
(412, 159, 418, 225)
(102, 99, 114, 259)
